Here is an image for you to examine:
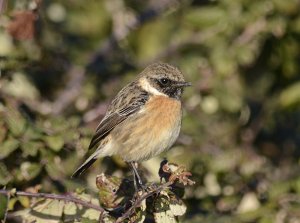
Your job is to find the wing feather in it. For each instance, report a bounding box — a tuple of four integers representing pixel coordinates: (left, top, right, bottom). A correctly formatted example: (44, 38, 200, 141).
(88, 106, 140, 149)
(88, 88, 149, 150)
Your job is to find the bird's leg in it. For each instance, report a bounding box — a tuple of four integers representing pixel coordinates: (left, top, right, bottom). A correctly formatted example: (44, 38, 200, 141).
(129, 162, 144, 191)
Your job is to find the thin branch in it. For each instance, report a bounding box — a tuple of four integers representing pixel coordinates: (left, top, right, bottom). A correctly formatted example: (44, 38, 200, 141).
(0, 0, 7, 14)
(0, 189, 105, 213)
(51, 66, 85, 115)
(2, 191, 10, 223)
(115, 181, 173, 223)
(82, 101, 108, 124)
(234, 18, 267, 46)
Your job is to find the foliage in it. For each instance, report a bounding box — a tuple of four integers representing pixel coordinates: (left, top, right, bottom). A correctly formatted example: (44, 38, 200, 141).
(0, 0, 300, 222)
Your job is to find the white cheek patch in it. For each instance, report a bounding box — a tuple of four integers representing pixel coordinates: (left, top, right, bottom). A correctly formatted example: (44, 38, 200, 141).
(139, 78, 167, 97)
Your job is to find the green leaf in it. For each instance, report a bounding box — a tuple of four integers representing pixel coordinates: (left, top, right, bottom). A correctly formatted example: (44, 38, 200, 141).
(2, 72, 40, 100)
(18, 196, 31, 208)
(0, 121, 7, 143)
(45, 135, 64, 152)
(26, 199, 64, 223)
(0, 194, 8, 220)
(100, 215, 116, 223)
(269, 181, 292, 200)
(45, 159, 64, 180)
(273, 0, 300, 15)
(153, 190, 186, 222)
(293, 177, 300, 194)
(8, 197, 18, 211)
(78, 193, 102, 220)
(61, 152, 83, 175)
(0, 163, 12, 185)
(23, 127, 43, 140)
(79, 137, 92, 150)
(96, 174, 125, 209)
(63, 130, 80, 143)
(184, 7, 226, 28)
(4, 107, 26, 137)
(211, 45, 237, 77)
(279, 82, 300, 108)
(20, 193, 102, 222)
(81, 219, 99, 223)
(20, 162, 42, 180)
(169, 193, 187, 216)
(0, 137, 19, 159)
(154, 193, 171, 212)
(21, 141, 43, 157)
(154, 191, 178, 223)
(135, 18, 173, 61)
(154, 210, 178, 223)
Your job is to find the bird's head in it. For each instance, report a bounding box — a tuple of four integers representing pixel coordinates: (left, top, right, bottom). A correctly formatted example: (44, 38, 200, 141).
(138, 63, 191, 99)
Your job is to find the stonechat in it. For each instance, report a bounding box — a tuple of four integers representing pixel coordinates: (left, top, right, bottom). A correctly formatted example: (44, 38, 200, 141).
(72, 62, 191, 189)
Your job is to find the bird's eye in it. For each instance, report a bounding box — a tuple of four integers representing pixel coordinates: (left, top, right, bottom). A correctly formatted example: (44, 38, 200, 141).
(159, 78, 170, 85)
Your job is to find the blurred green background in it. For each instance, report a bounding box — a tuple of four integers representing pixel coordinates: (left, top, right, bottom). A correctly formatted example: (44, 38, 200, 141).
(1, 0, 300, 222)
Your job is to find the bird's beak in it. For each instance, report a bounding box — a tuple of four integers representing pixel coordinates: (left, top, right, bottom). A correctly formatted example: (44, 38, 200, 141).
(174, 81, 192, 87)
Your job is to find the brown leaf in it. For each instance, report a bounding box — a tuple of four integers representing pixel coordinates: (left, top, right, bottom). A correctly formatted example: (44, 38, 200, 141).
(25, 184, 42, 194)
(159, 160, 195, 186)
(7, 10, 38, 40)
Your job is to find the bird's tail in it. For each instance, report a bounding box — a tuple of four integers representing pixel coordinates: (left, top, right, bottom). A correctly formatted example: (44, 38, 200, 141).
(71, 152, 98, 178)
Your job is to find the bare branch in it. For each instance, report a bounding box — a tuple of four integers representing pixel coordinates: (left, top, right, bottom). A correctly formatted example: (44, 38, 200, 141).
(234, 18, 267, 46)
(2, 191, 10, 223)
(115, 181, 173, 223)
(0, 189, 105, 213)
(0, 0, 7, 14)
(83, 101, 108, 124)
(51, 66, 85, 115)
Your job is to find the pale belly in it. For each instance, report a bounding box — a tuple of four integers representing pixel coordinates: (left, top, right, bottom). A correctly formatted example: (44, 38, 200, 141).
(111, 96, 182, 162)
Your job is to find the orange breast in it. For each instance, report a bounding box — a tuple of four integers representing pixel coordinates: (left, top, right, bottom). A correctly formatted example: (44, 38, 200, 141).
(144, 96, 182, 136)
(112, 95, 182, 162)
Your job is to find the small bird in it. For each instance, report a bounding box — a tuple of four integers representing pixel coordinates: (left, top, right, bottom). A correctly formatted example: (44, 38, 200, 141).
(72, 62, 190, 189)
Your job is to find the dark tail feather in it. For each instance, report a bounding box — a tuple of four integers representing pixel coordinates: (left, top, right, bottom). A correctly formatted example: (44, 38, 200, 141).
(71, 157, 97, 178)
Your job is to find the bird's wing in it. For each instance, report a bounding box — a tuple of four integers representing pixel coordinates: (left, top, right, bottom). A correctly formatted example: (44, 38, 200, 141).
(71, 84, 149, 178)
(88, 88, 149, 150)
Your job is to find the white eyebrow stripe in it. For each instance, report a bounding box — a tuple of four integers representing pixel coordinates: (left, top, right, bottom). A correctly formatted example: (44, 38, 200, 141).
(139, 78, 167, 97)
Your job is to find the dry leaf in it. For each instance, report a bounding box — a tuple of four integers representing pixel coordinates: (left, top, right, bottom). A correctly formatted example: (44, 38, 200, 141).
(7, 10, 38, 40)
